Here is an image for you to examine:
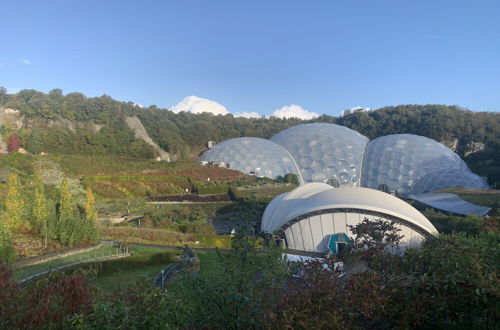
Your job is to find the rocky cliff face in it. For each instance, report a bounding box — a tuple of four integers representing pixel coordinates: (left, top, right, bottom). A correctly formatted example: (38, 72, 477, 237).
(441, 138, 459, 152)
(0, 108, 23, 153)
(125, 116, 171, 161)
(465, 142, 486, 156)
(441, 137, 487, 157)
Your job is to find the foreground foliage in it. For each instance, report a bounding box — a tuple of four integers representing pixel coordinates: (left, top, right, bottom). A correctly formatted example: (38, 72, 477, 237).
(0, 230, 498, 328)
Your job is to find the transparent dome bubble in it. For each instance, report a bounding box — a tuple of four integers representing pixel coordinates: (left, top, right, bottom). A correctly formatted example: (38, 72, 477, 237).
(199, 137, 301, 181)
(271, 123, 369, 186)
(361, 134, 469, 195)
(410, 169, 489, 194)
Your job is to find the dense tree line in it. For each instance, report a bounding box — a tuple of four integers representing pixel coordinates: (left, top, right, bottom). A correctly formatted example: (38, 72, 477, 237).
(337, 105, 500, 154)
(1, 88, 499, 161)
(0, 174, 99, 262)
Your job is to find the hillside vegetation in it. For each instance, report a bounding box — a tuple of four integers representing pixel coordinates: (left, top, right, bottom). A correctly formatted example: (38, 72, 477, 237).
(1, 88, 499, 157)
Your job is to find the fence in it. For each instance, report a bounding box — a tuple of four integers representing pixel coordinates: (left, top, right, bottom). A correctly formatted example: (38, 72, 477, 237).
(13, 243, 102, 270)
(18, 244, 130, 285)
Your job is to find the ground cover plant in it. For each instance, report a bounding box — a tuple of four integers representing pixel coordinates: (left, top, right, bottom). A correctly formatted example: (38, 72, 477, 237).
(101, 226, 232, 249)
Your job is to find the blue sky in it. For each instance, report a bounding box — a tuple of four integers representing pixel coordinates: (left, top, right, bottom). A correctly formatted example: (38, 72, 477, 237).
(1, 0, 499, 117)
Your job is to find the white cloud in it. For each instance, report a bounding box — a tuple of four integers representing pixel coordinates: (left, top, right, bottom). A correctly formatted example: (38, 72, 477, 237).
(171, 95, 229, 115)
(271, 104, 319, 120)
(234, 111, 262, 119)
(18, 58, 32, 65)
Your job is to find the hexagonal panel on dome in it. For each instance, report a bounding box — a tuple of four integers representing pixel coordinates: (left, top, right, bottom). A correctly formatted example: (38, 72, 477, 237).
(410, 169, 489, 194)
(361, 134, 469, 195)
(270, 123, 369, 186)
(199, 137, 302, 181)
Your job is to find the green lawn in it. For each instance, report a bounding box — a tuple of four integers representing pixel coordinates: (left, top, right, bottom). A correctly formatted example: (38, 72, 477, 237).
(90, 247, 180, 293)
(129, 245, 171, 255)
(192, 250, 266, 278)
(197, 251, 223, 278)
(91, 264, 165, 292)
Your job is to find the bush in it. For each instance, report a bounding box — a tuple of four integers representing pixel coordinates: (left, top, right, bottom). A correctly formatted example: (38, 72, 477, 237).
(428, 214, 484, 234)
(0, 262, 93, 329)
(196, 185, 229, 195)
(176, 223, 214, 234)
(0, 226, 15, 263)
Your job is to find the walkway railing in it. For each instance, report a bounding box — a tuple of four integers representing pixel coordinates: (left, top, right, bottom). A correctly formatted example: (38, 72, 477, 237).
(154, 246, 199, 291)
(18, 243, 130, 285)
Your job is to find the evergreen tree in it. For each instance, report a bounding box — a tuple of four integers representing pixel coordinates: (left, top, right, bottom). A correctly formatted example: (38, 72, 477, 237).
(3, 174, 28, 232)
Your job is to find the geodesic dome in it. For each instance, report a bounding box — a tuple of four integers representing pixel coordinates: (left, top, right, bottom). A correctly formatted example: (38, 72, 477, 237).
(361, 134, 470, 195)
(270, 123, 369, 186)
(199, 137, 301, 181)
(410, 169, 489, 195)
(198, 124, 489, 197)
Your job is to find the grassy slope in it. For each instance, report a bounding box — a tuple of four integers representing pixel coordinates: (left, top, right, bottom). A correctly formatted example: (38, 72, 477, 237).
(90, 249, 226, 293)
(91, 264, 166, 292)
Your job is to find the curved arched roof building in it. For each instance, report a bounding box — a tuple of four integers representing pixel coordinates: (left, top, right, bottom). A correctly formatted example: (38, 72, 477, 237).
(261, 183, 438, 253)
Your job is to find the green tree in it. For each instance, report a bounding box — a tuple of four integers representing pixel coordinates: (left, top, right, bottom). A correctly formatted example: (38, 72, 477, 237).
(3, 174, 28, 232)
(57, 179, 75, 246)
(0, 224, 15, 263)
(31, 176, 50, 247)
(179, 232, 288, 328)
(0, 86, 7, 105)
(348, 218, 404, 253)
(84, 188, 99, 241)
(284, 173, 300, 185)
